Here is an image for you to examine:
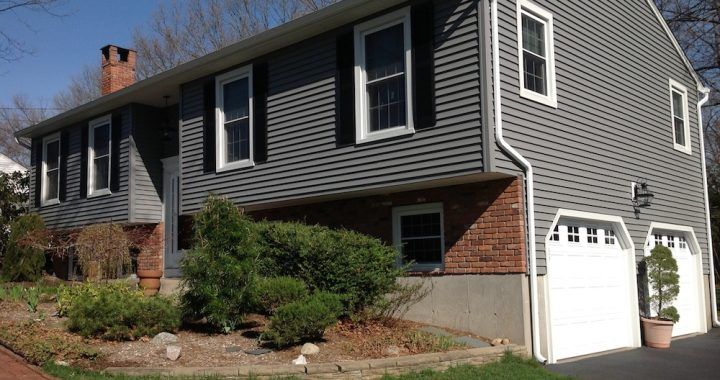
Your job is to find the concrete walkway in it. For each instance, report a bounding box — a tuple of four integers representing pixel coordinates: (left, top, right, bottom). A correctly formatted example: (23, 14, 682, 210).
(0, 346, 54, 380)
(548, 328, 720, 380)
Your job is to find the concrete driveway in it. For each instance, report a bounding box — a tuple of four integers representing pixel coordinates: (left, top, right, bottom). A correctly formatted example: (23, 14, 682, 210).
(547, 328, 720, 380)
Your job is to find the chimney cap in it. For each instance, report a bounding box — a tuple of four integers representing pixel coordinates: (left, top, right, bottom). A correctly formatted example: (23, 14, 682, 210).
(100, 44, 137, 53)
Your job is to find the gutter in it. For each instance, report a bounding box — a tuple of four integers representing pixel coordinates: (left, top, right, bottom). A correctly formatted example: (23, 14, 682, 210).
(697, 86, 719, 326)
(490, 0, 546, 363)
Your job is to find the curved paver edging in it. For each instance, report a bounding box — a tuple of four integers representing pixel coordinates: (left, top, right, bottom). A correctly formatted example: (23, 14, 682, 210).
(105, 344, 526, 378)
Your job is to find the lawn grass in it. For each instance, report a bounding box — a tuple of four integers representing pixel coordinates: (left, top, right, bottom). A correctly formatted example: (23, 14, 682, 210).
(381, 353, 569, 380)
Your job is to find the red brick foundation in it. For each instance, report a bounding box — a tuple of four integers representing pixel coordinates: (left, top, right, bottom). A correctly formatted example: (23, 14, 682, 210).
(252, 177, 527, 274)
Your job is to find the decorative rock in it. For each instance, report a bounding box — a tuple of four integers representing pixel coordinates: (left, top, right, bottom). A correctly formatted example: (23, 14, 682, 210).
(490, 338, 502, 346)
(383, 345, 401, 356)
(152, 332, 178, 345)
(301, 343, 320, 356)
(244, 348, 272, 355)
(292, 354, 307, 365)
(55, 360, 69, 367)
(166, 345, 181, 361)
(501, 338, 510, 345)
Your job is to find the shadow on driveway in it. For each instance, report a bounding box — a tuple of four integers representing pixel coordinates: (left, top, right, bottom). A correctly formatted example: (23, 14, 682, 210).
(547, 328, 720, 380)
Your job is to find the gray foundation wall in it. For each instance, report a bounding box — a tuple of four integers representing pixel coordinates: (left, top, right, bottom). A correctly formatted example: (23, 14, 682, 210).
(400, 274, 530, 349)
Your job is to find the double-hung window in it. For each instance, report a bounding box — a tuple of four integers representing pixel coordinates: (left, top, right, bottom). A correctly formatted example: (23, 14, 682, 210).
(88, 115, 112, 197)
(216, 65, 253, 172)
(669, 79, 690, 154)
(393, 203, 444, 271)
(41, 133, 61, 206)
(517, 0, 557, 107)
(354, 7, 414, 143)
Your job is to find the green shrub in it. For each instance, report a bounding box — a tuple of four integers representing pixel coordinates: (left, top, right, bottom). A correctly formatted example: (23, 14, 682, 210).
(180, 195, 258, 332)
(645, 244, 681, 323)
(66, 283, 180, 340)
(57, 281, 142, 317)
(253, 276, 308, 315)
(1, 214, 47, 282)
(264, 292, 343, 347)
(256, 221, 402, 313)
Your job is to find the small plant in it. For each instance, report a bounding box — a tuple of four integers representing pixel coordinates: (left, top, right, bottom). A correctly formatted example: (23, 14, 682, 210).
(357, 281, 430, 325)
(645, 245, 681, 323)
(253, 276, 308, 315)
(66, 283, 180, 340)
(1, 214, 47, 282)
(25, 287, 40, 313)
(181, 195, 258, 332)
(75, 223, 131, 281)
(264, 292, 344, 347)
(57, 281, 142, 317)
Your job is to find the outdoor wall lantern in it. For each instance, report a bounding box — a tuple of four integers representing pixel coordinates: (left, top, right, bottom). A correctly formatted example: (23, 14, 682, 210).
(632, 179, 655, 209)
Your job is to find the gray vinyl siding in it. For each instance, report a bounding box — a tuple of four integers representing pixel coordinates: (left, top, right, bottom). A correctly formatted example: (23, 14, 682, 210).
(492, 0, 709, 273)
(30, 106, 132, 229)
(179, 0, 485, 214)
(129, 104, 165, 224)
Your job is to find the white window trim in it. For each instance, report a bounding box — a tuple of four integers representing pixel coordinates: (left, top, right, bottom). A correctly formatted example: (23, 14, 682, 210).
(215, 65, 255, 173)
(669, 78, 691, 155)
(516, 0, 557, 108)
(392, 202, 444, 271)
(354, 7, 414, 144)
(87, 115, 113, 198)
(41, 133, 61, 207)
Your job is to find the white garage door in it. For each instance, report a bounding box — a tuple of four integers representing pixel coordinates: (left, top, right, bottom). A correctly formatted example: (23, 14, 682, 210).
(548, 223, 635, 360)
(650, 234, 703, 337)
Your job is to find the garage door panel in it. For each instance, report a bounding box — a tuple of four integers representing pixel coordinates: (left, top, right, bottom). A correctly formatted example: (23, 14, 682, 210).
(548, 222, 634, 361)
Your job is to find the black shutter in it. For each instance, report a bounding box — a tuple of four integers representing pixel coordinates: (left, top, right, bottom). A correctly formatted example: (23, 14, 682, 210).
(59, 130, 69, 202)
(80, 126, 88, 198)
(253, 62, 268, 163)
(110, 113, 122, 192)
(203, 78, 216, 173)
(335, 30, 356, 146)
(32, 138, 42, 207)
(411, 1, 436, 130)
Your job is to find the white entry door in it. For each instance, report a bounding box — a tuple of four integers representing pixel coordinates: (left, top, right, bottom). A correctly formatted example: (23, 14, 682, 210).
(162, 157, 183, 278)
(649, 234, 703, 337)
(547, 222, 635, 361)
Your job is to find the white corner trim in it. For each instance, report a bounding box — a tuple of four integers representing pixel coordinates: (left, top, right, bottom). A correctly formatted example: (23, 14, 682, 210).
(87, 114, 113, 197)
(516, 0, 558, 108)
(40, 132, 61, 207)
(215, 64, 255, 172)
(391, 202, 444, 271)
(543, 208, 640, 364)
(669, 78, 691, 155)
(645, 0, 703, 89)
(353, 6, 415, 143)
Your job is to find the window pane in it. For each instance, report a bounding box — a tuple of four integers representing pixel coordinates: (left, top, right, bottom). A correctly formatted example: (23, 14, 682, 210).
(672, 91, 684, 118)
(46, 170, 59, 200)
(522, 15, 545, 56)
(225, 119, 250, 163)
(93, 124, 110, 157)
(46, 141, 59, 170)
(365, 23, 405, 82)
(674, 118, 685, 146)
(523, 52, 546, 95)
(223, 77, 249, 122)
(367, 74, 406, 131)
(401, 213, 441, 238)
(401, 237, 442, 264)
(93, 156, 110, 191)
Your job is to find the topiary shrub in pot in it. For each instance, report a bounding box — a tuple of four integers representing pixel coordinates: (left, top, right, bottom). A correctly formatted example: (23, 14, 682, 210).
(641, 244, 680, 348)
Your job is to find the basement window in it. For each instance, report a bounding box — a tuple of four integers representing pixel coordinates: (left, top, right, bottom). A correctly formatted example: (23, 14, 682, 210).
(393, 203, 444, 271)
(41, 133, 61, 206)
(216, 65, 254, 172)
(88, 115, 112, 197)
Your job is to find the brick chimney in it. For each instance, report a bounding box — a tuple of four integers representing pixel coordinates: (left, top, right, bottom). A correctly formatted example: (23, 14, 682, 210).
(101, 45, 136, 95)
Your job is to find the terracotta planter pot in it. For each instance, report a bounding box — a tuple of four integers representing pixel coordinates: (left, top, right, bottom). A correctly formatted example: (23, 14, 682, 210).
(641, 317, 674, 348)
(136, 269, 163, 296)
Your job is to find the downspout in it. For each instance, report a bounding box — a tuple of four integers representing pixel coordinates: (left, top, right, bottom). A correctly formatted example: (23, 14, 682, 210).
(697, 86, 719, 326)
(490, 0, 547, 363)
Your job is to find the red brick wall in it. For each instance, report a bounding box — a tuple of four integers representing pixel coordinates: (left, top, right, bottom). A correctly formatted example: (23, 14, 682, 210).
(252, 178, 526, 275)
(126, 223, 164, 271)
